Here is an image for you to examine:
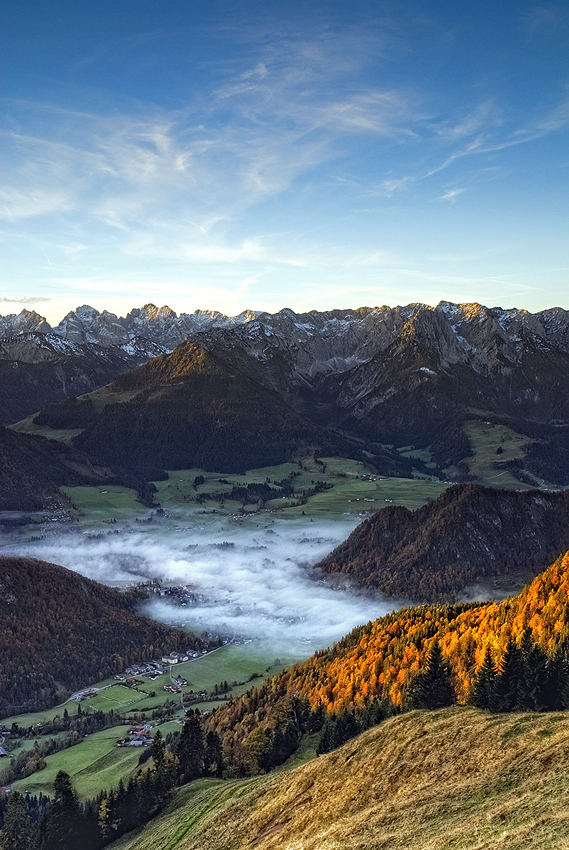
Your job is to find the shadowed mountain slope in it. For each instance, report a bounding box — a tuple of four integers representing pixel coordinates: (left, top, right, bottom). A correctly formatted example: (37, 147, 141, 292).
(0, 333, 165, 425)
(0, 556, 202, 717)
(316, 483, 569, 601)
(0, 426, 114, 511)
(111, 708, 569, 850)
(33, 341, 410, 478)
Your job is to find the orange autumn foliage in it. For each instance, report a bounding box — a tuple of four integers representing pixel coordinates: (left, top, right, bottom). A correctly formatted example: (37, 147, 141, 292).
(209, 553, 569, 749)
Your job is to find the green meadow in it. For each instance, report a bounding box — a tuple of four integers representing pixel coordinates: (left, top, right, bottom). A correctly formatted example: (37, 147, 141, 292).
(12, 725, 140, 800)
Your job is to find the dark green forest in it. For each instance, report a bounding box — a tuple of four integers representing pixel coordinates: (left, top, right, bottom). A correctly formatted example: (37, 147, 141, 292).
(0, 557, 202, 717)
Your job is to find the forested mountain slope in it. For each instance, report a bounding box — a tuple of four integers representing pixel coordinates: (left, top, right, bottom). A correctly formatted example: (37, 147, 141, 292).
(0, 426, 114, 511)
(208, 552, 569, 757)
(316, 483, 569, 601)
(32, 340, 409, 478)
(0, 557, 202, 717)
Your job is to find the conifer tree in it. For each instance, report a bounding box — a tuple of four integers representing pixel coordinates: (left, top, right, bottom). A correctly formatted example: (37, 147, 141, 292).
(492, 638, 525, 712)
(547, 643, 569, 711)
(40, 771, 83, 850)
(176, 711, 204, 781)
(471, 647, 498, 710)
(316, 718, 334, 755)
(519, 630, 549, 711)
(0, 791, 37, 850)
(408, 640, 455, 710)
(204, 730, 223, 777)
(151, 729, 166, 773)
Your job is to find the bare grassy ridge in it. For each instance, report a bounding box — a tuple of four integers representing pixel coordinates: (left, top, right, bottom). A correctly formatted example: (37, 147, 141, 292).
(111, 707, 569, 850)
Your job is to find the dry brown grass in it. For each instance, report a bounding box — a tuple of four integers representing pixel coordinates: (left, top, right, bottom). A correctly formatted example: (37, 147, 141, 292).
(112, 707, 569, 850)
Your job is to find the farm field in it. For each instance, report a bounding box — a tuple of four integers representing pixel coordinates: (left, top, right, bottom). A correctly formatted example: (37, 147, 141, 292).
(58, 455, 450, 533)
(12, 725, 140, 800)
(1, 645, 302, 800)
(462, 419, 534, 487)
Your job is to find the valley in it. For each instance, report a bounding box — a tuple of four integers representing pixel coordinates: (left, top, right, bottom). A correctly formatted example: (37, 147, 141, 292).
(2, 300, 569, 848)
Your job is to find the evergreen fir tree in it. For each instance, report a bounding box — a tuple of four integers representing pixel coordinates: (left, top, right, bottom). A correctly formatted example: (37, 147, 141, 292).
(316, 718, 334, 755)
(492, 638, 525, 712)
(151, 729, 166, 773)
(204, 730, 223, 777)
(176, 711, 204, 781)
(471, 647, 498, 710)
(519, 632, 549, 711)
(408, 640, 455, 710)
(0, 791, 37, 850)
(40, 771, 83, 850)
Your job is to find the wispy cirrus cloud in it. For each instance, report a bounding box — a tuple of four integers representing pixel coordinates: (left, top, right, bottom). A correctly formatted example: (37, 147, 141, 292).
(436, 188, 465, 203)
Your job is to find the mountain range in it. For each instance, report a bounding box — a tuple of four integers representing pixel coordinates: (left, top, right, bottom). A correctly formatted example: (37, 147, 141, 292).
(3, 300, 569, 486)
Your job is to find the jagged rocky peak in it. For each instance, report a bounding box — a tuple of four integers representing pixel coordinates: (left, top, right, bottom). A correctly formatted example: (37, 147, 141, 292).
(54, 305, 130, 346)
(0, 308, 52, 338)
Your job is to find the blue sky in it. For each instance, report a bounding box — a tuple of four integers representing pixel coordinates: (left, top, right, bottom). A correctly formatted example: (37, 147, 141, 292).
(1, 0, 568, 323)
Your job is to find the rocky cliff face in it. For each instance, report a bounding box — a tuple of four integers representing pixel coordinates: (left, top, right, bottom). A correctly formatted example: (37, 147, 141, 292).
(3, 300, 568, 365)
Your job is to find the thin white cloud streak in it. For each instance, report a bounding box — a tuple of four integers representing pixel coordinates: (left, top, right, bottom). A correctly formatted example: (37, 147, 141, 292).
(379, 95, 569, 195)
(436, 188, 465, 203)
(14, 519, 402, 656)
(0, 295, 52, 304)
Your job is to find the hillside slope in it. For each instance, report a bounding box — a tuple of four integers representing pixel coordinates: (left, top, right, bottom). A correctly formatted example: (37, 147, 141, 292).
(0, 333, 164, 425)
(112, 708, 569, 850)
(316, 483, 569, 601)
(208, 552, 569, 758)
(0, 557, 202, 717)
(0, 425, 115, 511)
(32, 340, 408, 478)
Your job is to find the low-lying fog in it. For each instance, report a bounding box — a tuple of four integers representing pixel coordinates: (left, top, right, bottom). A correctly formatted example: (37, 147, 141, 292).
(10, 517, 404, 657)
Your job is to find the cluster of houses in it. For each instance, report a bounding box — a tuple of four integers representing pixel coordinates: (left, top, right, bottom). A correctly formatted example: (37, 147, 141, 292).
(112, 650, 202, 684)
(116, 724, 154, 748)
(164, 674, 189, 694)
(73, 688, 98, 702)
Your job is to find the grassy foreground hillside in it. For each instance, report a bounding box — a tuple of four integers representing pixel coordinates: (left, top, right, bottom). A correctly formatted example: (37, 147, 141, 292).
(111, 707, 569, 850)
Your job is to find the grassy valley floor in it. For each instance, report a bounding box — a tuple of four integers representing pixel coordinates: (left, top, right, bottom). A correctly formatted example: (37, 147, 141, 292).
(110, 707, 569, 850)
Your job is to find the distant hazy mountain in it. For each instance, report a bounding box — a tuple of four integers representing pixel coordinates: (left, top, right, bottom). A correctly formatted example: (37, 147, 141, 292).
(315, 483, 569, 601)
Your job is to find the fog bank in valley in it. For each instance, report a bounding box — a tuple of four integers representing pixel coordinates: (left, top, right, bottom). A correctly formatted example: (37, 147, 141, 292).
(14, 518, 404, 656)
